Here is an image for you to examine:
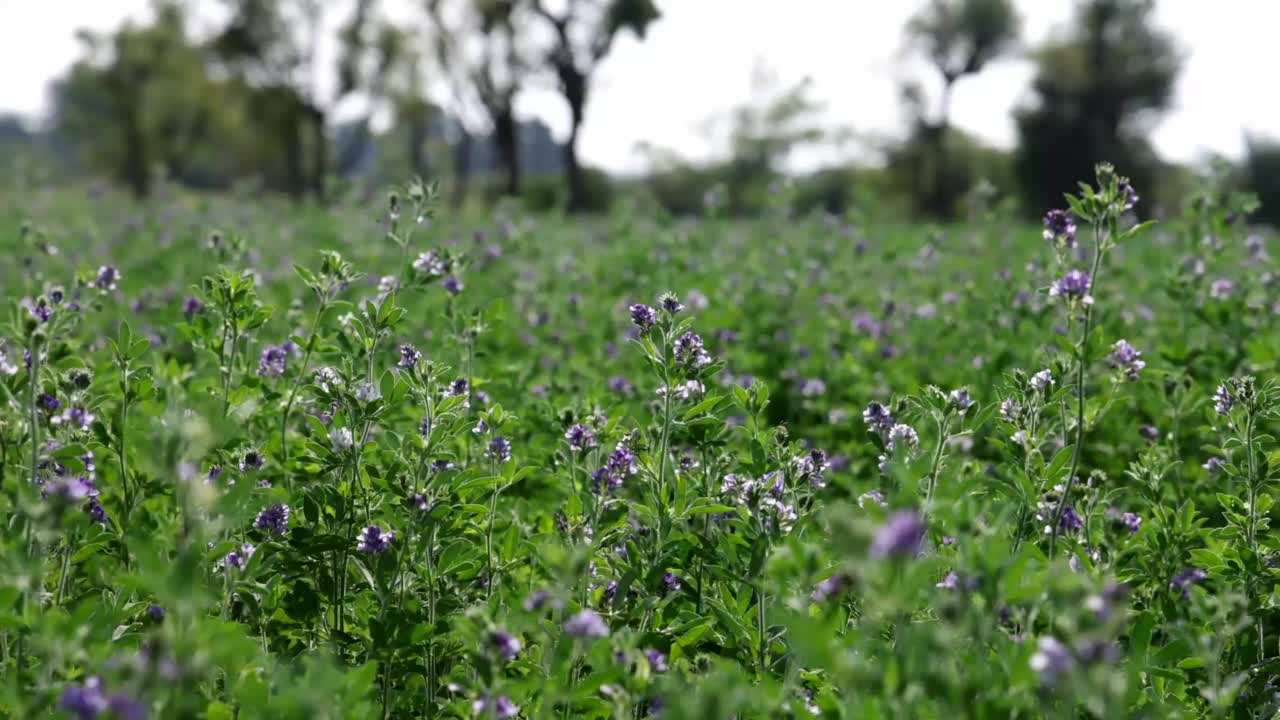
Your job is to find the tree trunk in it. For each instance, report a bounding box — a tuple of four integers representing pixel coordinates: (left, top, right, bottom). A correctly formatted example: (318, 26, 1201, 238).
(116, 84, 149, 199)
(408, 110, 429, 180)
(308, 105, 327, 203)
(452, 129, 473, 207)
(284, 114, 305, 201)
(493, 107, 520, 196)
(929, 78, 956, 218)
(560, 68, 589, 212)
(564, 107, 585, 213)
(122, 113, 150, 200)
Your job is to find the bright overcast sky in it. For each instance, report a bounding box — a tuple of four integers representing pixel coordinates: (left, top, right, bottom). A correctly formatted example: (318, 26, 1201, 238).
(2, 0, 1277, 174)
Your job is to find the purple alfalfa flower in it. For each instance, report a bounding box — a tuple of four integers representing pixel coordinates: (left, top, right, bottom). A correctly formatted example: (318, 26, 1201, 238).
(1202, 456, 1224, 474)
(445, 377, 469, 403)
(238, 449, 264, 472)
(936, 571, 959, 589)
(413, 250, 446, 276)
(182, 296, 203, 318)
(606, 444, 637, 481)
(793, 449, 829, 489)
(645, 648, 668, 672)
(1120, 512, 1141, 536)
(1049, 269, 1093, 306)
(473, 694, 519, 719)
(1213, 383, 1234, 416)
(28, 298, 52, 323)
(1042, 209, 1077, 248)
(658, 292, 684, 315)
(147, 604, 165, 621)
(662, 572, 682, 593)
(1139, 425, 1160, 442)
(1118, 181, 1139, 211)
(1030, 369, 1054, 393)
(86, 497, 109, 525)
(870, 510, 925, 558)
(225, 542, 255, 569)
(675, 331, 711, 369)
(45, 476, 94, 502)
(442, 275, 463, 296)
(607, 375, 633, 395)
(488, 436, 512, 463)
(564, 423, 597, 453)
(1058, 506, 1084, 533)
(999, 397, 1022, 424)
(947, 388, 974, 414)
(257, 344, 288, 378)
(523, 589, 562, 612)
(37, 392, 60, 414)
(810, 572, 850, 602)
(1108, 339, 1145, 381)
(1085, 581, 1129, 620)
(799, 377, 827, 397)
(601, 580, 619, 604)
(1170, 567, 1207, 597)
(862, 401, 894, 437)
(1209, 278, 1235, 300)
(886, 424, 919, 453)
(858, 489, 887, 508)
(207, 465, 222, 483)
(629, 303, 658, 331)
(60, 676, 109, 719)
(254, 503, 290, 535)
(411, 492, 430, 512)
(356, 525, 394, 554)
(563, 609, 609, 638)
(93, 265, 121, 291)
(1030, 636, 1074, 683)
(489, 629, 523, 660)
(397, 343, 421, 369)
(53, 406, 96, 430)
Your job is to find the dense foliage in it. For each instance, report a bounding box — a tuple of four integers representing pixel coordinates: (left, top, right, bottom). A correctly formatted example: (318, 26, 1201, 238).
(1, 165, 1279, 719)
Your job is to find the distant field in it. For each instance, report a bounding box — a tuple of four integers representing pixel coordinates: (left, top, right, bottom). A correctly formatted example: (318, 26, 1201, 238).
(1, 173, 1277, 718)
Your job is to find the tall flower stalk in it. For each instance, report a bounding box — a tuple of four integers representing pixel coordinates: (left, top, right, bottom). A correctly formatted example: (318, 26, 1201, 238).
(1047, 165, 1151, 557)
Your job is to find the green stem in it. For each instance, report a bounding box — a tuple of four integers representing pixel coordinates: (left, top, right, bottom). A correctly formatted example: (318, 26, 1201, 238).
(55, 529, 76, 606)
(424, 523, 438, 715)
(279, 303, 326, 476)
(1049, 219, 1107, 558)
(118, 371, 132, 530)
(1245, 413, 1264, 662)
(756, 583, 768, 676)
(924, 416, 952, 515)
(485, 475, 501, 603)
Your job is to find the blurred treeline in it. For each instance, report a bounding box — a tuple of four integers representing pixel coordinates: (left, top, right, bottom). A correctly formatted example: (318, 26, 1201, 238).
(4, 0, 1280, 223)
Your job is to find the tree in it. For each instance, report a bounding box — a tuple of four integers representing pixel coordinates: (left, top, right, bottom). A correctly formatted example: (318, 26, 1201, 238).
(1242, 136, 1280, 228)
(903, 0, 1019, 217)
(1014, 0, 1180, 215)
(212, 0, 375, 200)
(56, 3, 225, 197)
(531, 0, 659, 211)
(427, 0, 532, 198)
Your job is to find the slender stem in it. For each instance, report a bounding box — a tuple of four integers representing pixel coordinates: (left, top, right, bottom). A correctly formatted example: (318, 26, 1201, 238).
(1049, 220, 1107, 558)
(756, 584, 768, 676)
(280, 302, 326, 474)
(485, 475, 501, 603)
(28, 340, 40, 487)
(55, 529, 76, 606)
(1245, 413, 1264, 662)
(424, 523, 438, 715)
(924, 416, 952, 514)
(118, 370, 132, 530)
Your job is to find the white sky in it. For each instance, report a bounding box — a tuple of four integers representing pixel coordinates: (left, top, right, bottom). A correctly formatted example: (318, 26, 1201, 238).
(1, 0, 1277, 174)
